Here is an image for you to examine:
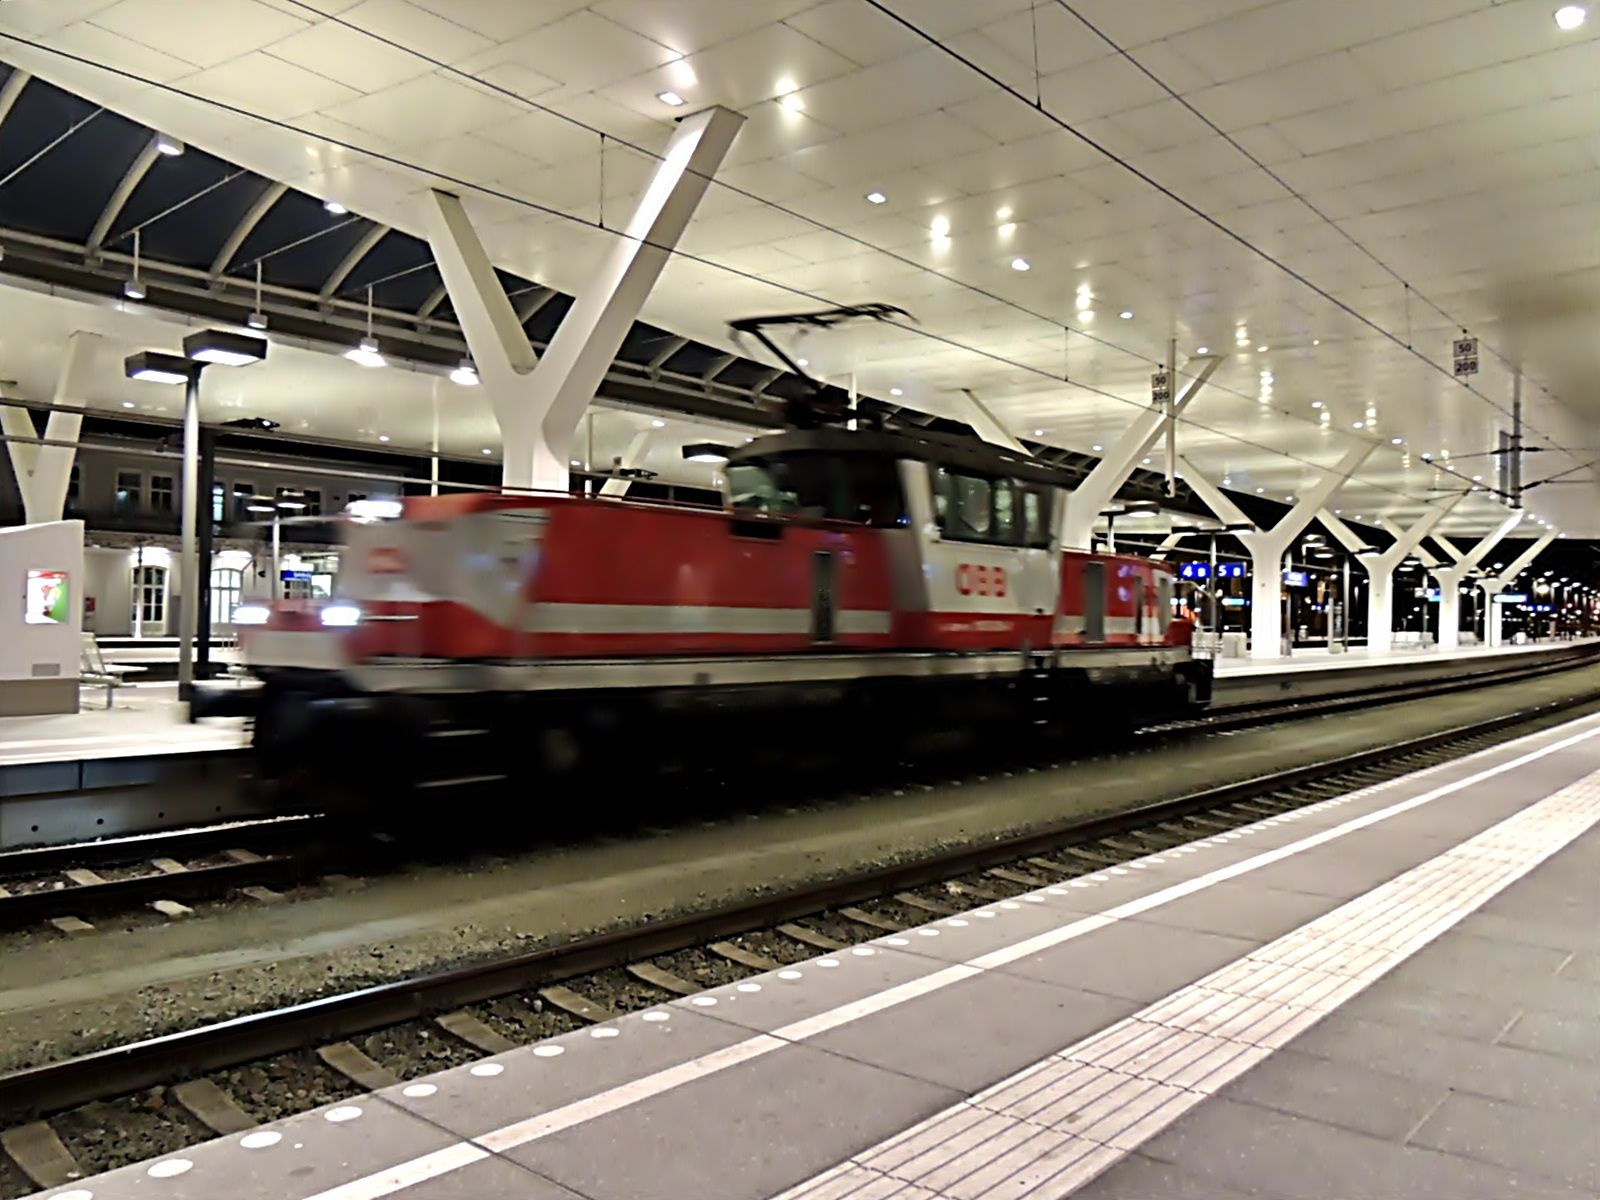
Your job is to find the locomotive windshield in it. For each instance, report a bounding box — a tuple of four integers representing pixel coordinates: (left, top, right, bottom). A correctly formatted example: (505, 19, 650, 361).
(727, 451, 906, 526)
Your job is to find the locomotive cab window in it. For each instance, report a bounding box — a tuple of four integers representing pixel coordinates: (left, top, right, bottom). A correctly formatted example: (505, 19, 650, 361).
(930, 465, 1049, 547)
(728, 453, 905, 526)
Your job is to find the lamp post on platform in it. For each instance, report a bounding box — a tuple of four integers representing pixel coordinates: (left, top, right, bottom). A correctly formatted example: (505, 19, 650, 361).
(125, 330, 267, 698)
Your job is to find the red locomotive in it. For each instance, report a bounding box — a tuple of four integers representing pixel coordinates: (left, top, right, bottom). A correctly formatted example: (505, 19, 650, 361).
(199, 424, 1211, 807)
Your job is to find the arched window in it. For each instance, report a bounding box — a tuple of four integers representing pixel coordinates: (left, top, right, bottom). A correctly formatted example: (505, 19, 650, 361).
(210, 567, 244, 625)
(132, 564, 167, 635)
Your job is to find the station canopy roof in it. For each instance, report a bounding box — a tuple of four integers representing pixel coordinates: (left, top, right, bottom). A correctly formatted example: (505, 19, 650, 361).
(0, 1, 1594, 533)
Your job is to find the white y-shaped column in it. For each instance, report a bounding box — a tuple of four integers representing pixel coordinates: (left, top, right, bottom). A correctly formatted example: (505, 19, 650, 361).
(1321, 496, 1462, 655)
(422, 106, 743, 492)
(1477, 531, 1555, 647)
(1058, 356, 1222, 550)
(1181, 443, 1374, 659)
(1426, 512, 1524, 650)
(1, 331, 99, 523)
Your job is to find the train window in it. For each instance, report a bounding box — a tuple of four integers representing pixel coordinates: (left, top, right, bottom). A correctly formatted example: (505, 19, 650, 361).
(929, 464, 1034, 546)
(729, 453, 905, 526)
(1023, 489, 1053, 548)
(994, 479, 1017, 542)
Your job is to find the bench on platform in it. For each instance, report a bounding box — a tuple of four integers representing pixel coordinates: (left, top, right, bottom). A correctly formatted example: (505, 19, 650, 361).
(79, 633, 147, 708)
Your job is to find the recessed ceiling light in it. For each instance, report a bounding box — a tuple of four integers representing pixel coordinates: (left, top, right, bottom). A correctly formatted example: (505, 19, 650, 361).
(482, 448, 493, 455)
(154, 132, 184, 157)
(998, 222, 1016, 235)
(324, 199, 348, 215)
(930, 215, 950, 237)
(651, 419, 666, 428)
(1555, 5, 1587, 30)
(1312, 401, 1324, 409)
(1391, 437, 1403, 445)
(1119, 310, 1133, 319)
(1077, 309, 1094, 323)
(1312, 339, 1321, 346)
(779, 92, 804, 111)
(796, 358, 809, 367)
(571, 459, 583, 467)
(865, 190, 886, 204)
(889, 387, 903, 396)
(121, 401, 135, 409)
(377, 434, 390, 442)
(1197, 346, 1209, 355)
(1011, 257, 1030, 271)
(996, 206, 1013, 219)
(1352, 421, 1364, 429)
(1034, 428, 1045, 436)
(1256, 487, 1265, 494)
(658, 90, 686, 106)
(1092, 444, 1104, 452)
(1257, 345, 1268, 352)
(450, 359, 479, 386)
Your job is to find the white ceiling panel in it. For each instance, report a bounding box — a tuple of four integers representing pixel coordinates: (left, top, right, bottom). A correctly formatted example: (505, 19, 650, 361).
(88, 0, 308, 69)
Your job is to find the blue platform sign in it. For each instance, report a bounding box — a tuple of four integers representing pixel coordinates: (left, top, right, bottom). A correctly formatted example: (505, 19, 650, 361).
(281, 570, 312, 583)
(1282, 570, 1309, 587)
(1217, 562, 1247, 579)
(1222, 597, 1248, 608)
(1493, 593, 1527, 604)
(1179, 563, 1211, 580)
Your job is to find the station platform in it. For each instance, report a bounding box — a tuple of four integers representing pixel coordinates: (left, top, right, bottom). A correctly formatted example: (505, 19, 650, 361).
(46, 706, 1600, 1199)
(0, 683, 248, 770)
(1214, 635, 1594, 677)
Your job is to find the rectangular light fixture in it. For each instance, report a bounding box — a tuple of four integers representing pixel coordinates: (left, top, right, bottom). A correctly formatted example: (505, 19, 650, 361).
(123, 350, 192, 385)
(682, 442, 734, 464)
(183, 327, 268, 366)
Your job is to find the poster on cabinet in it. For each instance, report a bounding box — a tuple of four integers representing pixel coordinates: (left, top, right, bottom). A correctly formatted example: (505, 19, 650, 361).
(25, 569, 70, 625)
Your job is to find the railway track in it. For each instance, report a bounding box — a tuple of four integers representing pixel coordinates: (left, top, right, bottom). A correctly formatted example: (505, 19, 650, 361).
(2, 686, 1596, 1193)
(3, 645, 1595, 937)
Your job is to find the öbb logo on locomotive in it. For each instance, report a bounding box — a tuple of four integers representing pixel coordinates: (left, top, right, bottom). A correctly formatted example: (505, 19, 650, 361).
(957, 563, 1008, 597)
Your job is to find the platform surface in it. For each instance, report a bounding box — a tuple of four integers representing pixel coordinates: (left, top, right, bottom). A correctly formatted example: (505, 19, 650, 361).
(0, 682, 249, 768)
(1215, 635, 1595, 677)
(41, 705, 1600, 1200)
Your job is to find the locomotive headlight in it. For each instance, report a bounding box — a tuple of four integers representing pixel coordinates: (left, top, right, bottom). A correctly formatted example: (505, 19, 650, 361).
(232, 605, 270, 626)
(321, 603, 362, 628)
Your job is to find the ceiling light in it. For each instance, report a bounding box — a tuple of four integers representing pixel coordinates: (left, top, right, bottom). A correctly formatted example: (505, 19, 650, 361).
(1555, 5, 1587, 30)
(1256, 487, 1265, 494)
(123, 278, 146, 301)
(658, 90, 686, 106)
(324, 199, 348, 215)
(1011, 257, 1030, 271)
(1257, 345, 1268, 353)
(1352, 421, 1364, 429)
(865, 190, 886, 204)
(571, 459, 582, 467)
(123, 350, 191, 385)
(889, 387, 903, 396)
(1033, 428, 1045, 436)
(651, 419, 667, 428)
(683, 442, 733, 464)
(1077, 309, 1094, 323)
(1142, 457, 1152, 465)
(345, 336, 386, 368)
(482, 448, 493, 455)
(1391, 437, 1403, 445)
(183, 328, 268, 366)
(796, 357, 809, 367)
(779, 92, 804, 111)
(996, 206, 1013, 219)
(1120, 310, 1133, 319)
(1313, 339, 1321, 346)
(1092, 444, 1103, 452)
(154, 132, 184, 157)
(449, 359, 479, 386)
(1312, 401, 1324, 409)
(246, 311, 269, 331)
(1473, 475, 1483, 482)
(930, 215, 950, 237)
(377, 434, 390, 443)
(121, 401, 135, 409)
(998, 222, 1016, 235)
